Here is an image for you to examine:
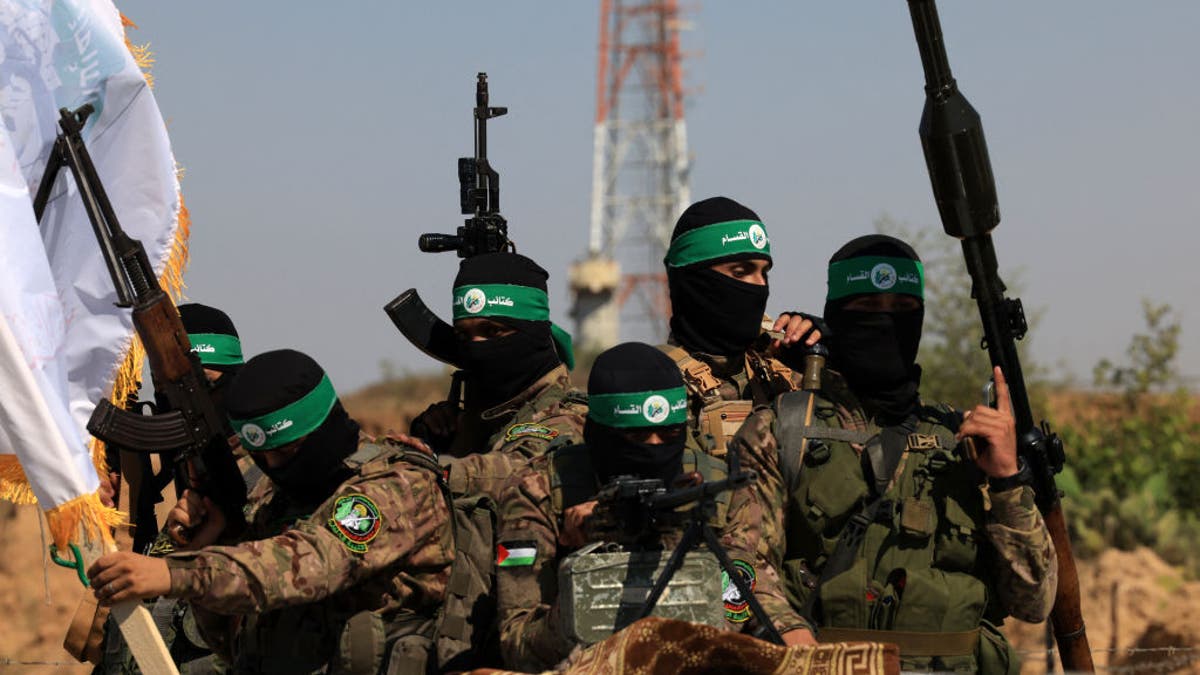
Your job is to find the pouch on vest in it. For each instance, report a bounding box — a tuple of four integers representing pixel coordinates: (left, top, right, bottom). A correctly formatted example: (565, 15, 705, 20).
(400, 446, 501, 672)
(557, 541, 725, 645)
(699, 399, 753, 458)
(976, 618, 1020, 675)
(433, 493, 499, 671)
(335, 611, 385, 675)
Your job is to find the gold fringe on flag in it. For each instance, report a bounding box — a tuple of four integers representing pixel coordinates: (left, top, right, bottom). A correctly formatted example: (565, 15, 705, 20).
(4, 13, 193, 550)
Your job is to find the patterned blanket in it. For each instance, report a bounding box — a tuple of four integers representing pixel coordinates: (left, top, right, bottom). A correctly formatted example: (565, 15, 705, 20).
(468, 617, 899, 674)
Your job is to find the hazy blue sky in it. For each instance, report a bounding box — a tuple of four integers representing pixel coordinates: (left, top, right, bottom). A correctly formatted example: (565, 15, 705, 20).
(114, 1, 1200, 393)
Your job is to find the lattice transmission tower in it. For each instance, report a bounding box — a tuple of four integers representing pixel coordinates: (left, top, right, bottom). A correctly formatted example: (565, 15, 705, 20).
(568, 0, 694, 356)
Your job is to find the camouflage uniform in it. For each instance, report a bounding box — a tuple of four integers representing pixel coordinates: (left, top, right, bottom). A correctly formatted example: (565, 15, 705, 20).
(441, 365, 587, 460)
(733, 369, 1056, 672)
(495, 438, 808, 672)
(439, 364, 587, 502)
(164, 436, 454, 674)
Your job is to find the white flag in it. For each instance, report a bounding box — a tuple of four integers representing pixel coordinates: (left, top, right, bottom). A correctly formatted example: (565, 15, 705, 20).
(0, 0, 185, 547)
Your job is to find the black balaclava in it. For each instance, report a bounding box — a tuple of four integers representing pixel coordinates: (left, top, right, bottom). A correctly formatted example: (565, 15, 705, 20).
(178, 303, 243, 408)
(823, 234, 925, 424)
(665, 197, 772, 357)
(225, 349, 360, 502)
(453, 252, 563, 408)
(584, 342, 688, 486)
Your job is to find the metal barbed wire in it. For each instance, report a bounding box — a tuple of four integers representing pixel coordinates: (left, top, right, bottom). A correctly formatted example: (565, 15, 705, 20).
(1017, 645, 1200, 674)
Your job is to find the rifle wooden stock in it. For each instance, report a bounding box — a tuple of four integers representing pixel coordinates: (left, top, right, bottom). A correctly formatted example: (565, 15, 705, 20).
(133, 292, 195, 383)
(1044, 505, 1091, 668)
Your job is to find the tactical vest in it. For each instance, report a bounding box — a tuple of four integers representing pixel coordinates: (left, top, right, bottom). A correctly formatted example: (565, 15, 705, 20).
(659, 345, 795, 457)
(545, 440, 734, 644)
(773, 392, 1018, 674)
(234, 441, 496, 675)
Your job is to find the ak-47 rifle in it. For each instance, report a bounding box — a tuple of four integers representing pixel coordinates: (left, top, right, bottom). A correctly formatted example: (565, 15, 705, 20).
(34, 105, 246, 543)
(384, 72, 512, 367)
(905, 2, 1092, 670)
(588, 467, 785, 645)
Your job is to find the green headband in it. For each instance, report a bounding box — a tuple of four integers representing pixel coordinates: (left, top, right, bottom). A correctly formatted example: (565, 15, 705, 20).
(188, 333, 244, 367)
(664, 219, 772, 268)
(230, 374, 338, 451)
(588, 386, 688, 428)
(827, 256, 924, 301)
(452, 284, 550, 322)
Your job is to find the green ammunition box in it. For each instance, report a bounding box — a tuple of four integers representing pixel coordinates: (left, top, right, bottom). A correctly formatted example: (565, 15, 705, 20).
(557, 542, 724, 645)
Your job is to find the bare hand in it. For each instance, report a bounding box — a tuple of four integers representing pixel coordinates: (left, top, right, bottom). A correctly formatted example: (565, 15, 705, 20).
(782, 627, 818, 646)
(87, 552, 171, 605)
(411, 401, 460, 443)
(388, 432, 435, 456)
(772, 313, 822, 349)
(560, 500, 597, 548)
(956, 366, 1019, 479)
(166, 489, 225, 549)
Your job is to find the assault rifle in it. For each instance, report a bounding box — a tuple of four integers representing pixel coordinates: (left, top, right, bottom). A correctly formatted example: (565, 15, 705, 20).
(905, 2, 1091, 670)
(34, 105, 246, 543)
(589, 468, 785, 645)
(384, 72, 512, 366)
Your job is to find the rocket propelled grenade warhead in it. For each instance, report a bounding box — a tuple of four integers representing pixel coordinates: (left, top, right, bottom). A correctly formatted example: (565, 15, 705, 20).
(909, 0, 1000, 240)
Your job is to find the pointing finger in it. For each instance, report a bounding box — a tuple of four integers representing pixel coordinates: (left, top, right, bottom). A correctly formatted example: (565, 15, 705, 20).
(993, 366, 1012, 414)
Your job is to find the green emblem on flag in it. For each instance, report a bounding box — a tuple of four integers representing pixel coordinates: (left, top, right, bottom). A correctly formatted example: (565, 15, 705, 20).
(327, 494, 382, 554)
(497, 540, 537, 567)
(721, 559, 757, 623)
(504, 423, 559, 443)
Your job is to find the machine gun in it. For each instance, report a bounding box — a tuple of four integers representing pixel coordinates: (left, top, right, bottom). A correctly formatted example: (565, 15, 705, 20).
(384, 72, 512, 366)
(34, 105, 247, 543)
(905, 2, 1091, 670)
(588, 469, 785, 645)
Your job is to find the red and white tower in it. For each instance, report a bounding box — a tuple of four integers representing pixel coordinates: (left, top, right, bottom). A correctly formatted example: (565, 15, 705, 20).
(569, 0, 694, 355)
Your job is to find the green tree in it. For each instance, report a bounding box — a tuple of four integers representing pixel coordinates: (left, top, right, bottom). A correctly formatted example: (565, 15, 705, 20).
(1057, 301, 1200, 573)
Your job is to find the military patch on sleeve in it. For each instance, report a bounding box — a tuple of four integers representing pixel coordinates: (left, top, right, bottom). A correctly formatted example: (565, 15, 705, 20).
(327, 494, 382, 554)
(496, 540, 537, 567)
(721, 559, 757, 623)
(504, 422, 559, 443)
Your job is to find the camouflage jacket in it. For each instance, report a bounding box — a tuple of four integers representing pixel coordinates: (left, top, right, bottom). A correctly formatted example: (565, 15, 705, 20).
(437, 364, 587, 462)
(441, 364, 588, 502)
(165, 436, 454, 673)
(733, 369, 1056, 669)
(494, 440, 809, 672)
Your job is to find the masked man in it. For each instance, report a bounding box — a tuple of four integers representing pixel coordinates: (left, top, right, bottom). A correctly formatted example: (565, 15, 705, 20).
(88, 349, 454, 674)
(495, 343, 810, 671)
(734, 234, 1056, 673)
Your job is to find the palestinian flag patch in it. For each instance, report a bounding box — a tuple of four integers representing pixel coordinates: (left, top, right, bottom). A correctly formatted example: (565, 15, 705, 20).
(327, 494, 382, 554)
(504, 422, 558, 443)
(721, 559, 757, 623)
(497, 540, 537, 567)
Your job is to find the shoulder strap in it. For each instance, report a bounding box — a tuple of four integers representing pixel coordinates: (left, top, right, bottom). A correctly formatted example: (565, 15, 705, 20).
(658, 344, 723, 399)
(343, 442, 389, 471)
(774, 391, 813, 492)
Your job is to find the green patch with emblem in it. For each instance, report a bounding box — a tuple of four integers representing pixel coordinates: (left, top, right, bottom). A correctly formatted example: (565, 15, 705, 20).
(327, 494, 382, 554)
(504, 422, 559, 443)
(721, 559, 757, 623)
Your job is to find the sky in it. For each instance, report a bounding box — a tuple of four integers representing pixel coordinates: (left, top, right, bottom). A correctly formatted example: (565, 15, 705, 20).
(112, 1, 1200, 393)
